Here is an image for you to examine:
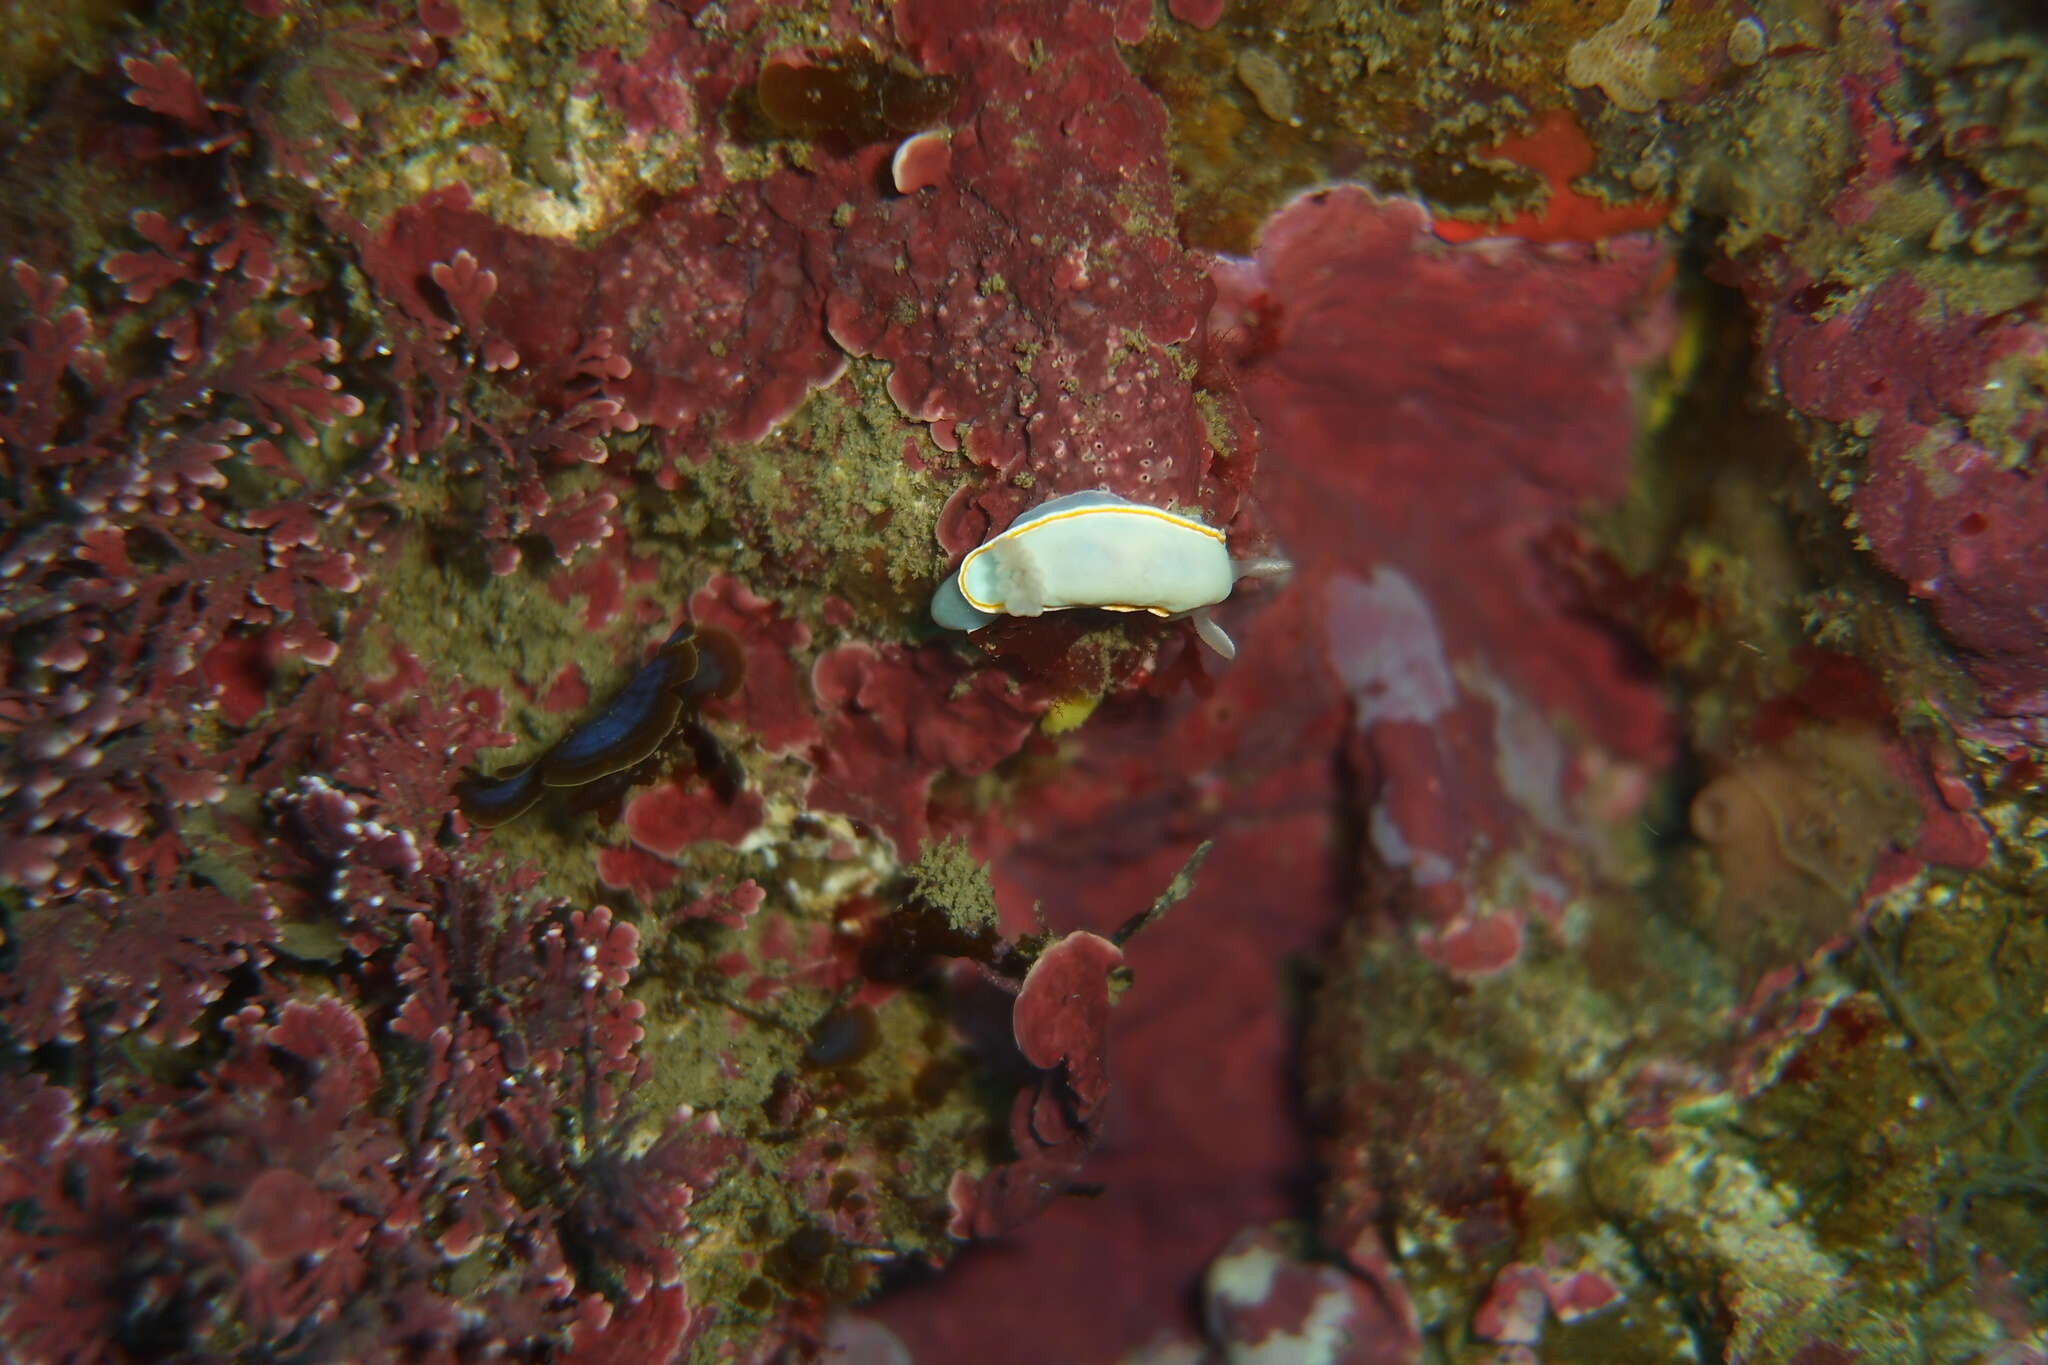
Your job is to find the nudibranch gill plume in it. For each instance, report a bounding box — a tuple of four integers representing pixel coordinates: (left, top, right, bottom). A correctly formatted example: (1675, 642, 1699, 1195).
(930, 490, 1288, 658)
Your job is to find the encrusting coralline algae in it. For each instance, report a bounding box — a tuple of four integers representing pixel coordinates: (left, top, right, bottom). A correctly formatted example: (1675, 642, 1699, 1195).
(2, 1, 2046, 1362)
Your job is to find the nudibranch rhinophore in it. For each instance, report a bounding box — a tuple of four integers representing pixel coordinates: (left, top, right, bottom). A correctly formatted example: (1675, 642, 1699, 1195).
(929, 490, 1288, 659)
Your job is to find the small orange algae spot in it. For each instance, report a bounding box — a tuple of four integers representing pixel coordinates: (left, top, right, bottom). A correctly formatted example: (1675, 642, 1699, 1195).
(1433, 110, 1669, 245)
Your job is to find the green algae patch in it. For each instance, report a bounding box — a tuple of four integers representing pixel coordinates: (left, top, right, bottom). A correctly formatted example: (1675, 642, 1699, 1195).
(255, 0, 700, 240)
(1305, 898, 1712, 1361)
(909, 836, 999, 936)
(353, 513, 684, 908)
(685, 356, 956, 636)
(0, 0, 147, 120)
(632, 880, 997, 1340)
(1133, 0, 1757, 253)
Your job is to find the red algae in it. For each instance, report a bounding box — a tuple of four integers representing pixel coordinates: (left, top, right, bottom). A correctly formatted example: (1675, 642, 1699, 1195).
(7, 0, 2048, 1362)
(871, 187, 1677, 1363)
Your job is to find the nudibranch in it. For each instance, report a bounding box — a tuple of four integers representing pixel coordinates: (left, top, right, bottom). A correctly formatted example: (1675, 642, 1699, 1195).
(457, 622, 745, 828)
(930, 490, 1287, 659)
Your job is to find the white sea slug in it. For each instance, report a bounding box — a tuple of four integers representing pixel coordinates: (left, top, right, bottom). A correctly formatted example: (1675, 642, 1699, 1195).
(929, 490, 1288, 659)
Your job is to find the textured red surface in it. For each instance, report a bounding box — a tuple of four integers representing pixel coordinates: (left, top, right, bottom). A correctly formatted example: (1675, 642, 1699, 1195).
(1011, 930, 1123, 1117)
(688, 576, 817, 756)
(1218, 189, 1675, 934)
(374, 0, 1254, 550)
(368, 178, 845, 453)
(622, 782, 767, 860)
(806, 641, 1047, 856)
(943, 930, 1130, 1240)
(33, 0, 2045, 1357)
(874, 191, 1672, 1361)
(1763, 274, 2048, 730)
(847, 0, 1238, 548)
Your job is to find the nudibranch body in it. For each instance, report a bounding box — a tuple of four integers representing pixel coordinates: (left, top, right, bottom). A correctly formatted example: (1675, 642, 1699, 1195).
(457, 622, 745, 828)
(930, 490, 1285, 658)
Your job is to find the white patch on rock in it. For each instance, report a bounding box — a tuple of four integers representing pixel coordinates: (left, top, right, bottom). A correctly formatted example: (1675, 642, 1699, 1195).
(1325, 569, 1456, 726)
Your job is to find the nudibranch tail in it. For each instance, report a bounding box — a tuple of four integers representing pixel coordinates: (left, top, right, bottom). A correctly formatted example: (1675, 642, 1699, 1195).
(456, 762, 543, 828)
(1233, 556, 1294, 583)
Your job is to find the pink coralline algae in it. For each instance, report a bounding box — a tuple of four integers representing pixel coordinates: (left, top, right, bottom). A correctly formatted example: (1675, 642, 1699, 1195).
(947, 929, 1123, 1239)
(874, 189, 1678, 1362)
(0, 28, 746, 1362)
(1471, 1259, 1622, 1345)
(835, 0, 1251, 541)
(1431, 111, 1671, 247)
(0, 205, 365, 1045)
(1725, 35, 2048, 743)
(622, 783, 767, 863)
(870, 650, 1329, 1350)
(599, 781, 767, 901)
(688, 574, 817, 756)
(1212, 188, 1676, 962)
(373, 0, 1254, 549)
(9, 0, 2047, 1361)
(0, 882, 737, 1359)
(367, 175, 838, 460)
(1756, 272, 2048, 734)
(806, 640, 1049, 856)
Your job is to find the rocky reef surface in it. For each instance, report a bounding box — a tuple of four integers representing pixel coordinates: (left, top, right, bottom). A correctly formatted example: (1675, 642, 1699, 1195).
(1, 1, 2045, 1361)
